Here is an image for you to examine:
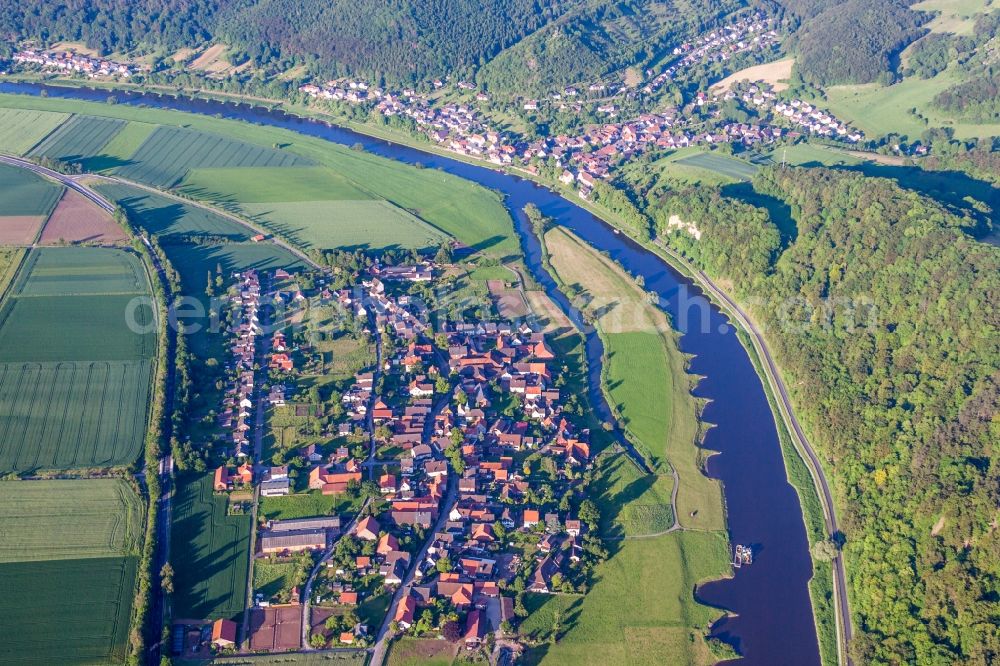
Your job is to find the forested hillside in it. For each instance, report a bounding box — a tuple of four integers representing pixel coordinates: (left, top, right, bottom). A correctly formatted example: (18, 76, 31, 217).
(0, 0, 220, 54)
(478, 0, 743, 94)
(778, 0, 925, 84)
(215, 0, 586, 85)
(658, 170, 1000, 665)
(0, 0, 751, 89)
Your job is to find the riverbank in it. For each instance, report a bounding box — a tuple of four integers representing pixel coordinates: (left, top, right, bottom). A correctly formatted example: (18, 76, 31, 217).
(540, 225, 725, 532)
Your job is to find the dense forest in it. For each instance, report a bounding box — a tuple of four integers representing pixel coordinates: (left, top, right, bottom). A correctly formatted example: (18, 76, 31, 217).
(215, 0, 586, 85)
(0, 0, 220, 54)
(779, 0, 926, 84)
(657, 169, 999, 665)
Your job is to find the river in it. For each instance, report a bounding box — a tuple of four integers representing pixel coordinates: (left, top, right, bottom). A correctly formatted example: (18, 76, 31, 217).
(0, 81, 821, 665)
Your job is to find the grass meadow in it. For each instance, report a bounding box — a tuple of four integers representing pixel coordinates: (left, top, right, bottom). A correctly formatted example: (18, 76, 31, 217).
(259, 490, 360, 522)
(674, 151, 759, 180)
(386, 636, 458, 666)
(591, 449, 675, 538)
(544, 227, 724, 530)
(815, 67, 1000, 140)
(0, 107, 70, 155)
(0, 479, 142, 664)
(171, 472, 252, 620)
(0, 247, 25, 298)
(520, 531, 730, 666)
(252, 561, 296, 601)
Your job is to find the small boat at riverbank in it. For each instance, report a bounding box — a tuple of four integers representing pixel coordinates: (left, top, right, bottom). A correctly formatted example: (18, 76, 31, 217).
(734, 544, 753, 568)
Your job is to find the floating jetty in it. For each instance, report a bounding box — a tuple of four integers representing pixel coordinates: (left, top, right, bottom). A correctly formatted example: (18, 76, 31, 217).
(733, 544, 753, 568)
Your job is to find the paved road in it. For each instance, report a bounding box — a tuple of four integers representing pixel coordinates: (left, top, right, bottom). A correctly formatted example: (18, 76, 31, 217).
(240, 273, 273, 648)
(299, 497, 373, 649)
(658, 242, 854, 665)
(369, 472, 458, 666)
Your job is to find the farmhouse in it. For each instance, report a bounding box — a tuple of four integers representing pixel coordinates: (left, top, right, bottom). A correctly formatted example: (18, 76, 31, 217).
(211, 619, 238, 648)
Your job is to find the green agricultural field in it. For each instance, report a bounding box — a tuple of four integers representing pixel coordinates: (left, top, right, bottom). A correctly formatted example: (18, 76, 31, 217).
(0, 556, 139, 665)
(0, 478, 142, 665)
(12, 245, 148, 296)
(0, 95, 517, 258)
(240, 199, 448, 251)
(544, 227, 723, 530)
(29, 114, 126, 162)
(81, 121, 159, 172)
(0, 478, 142, 562)
(0, 359, 152, 471)
(520, 532, 729, 666)
(116, 125, 312, 188)
(96, 182, 253, 241)
(0, 162, 64, 216)
(172, 472, 252, 620)
(0, 108, 70, 155)
(0, 247, 155, 472)
(179, 166, 373, 202)
(0, 295, 155, 360)
(674, 151, 758, 180)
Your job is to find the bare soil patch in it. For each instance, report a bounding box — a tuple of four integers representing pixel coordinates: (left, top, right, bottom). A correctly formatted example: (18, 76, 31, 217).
(39, 189, 126, 245)
(711, 57, 795, 92)
(0, 216, 45, 244)
(172, 48, 197, 64)
(487, 279, 530, 319)
(190, 44, 230, 73)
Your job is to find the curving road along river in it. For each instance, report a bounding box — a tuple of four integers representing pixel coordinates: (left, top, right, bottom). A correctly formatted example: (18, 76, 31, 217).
(0, 82, 846, 665)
